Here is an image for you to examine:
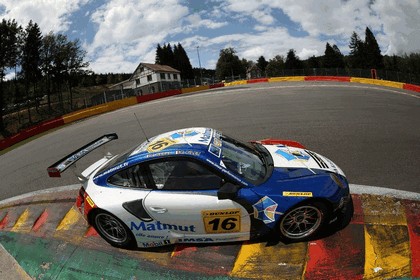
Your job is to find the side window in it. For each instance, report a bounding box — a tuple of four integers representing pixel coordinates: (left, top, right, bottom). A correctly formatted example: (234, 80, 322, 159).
(149, 160, 222, 190)
(108, 165, 147, 188)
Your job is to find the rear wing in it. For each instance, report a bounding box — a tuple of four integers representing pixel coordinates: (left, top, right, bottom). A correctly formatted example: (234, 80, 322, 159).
(47, 133, 118, 177)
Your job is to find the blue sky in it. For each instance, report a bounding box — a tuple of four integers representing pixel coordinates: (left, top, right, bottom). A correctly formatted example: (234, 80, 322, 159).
(1, 0, 419, 74)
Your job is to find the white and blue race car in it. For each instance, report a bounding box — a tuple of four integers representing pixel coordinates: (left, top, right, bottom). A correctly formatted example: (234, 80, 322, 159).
(48, 127, 353, 249)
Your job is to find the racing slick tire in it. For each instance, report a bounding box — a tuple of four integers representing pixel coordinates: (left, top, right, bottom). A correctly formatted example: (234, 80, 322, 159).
(278, 201, 329, 242)
(90, 209, 136, 249)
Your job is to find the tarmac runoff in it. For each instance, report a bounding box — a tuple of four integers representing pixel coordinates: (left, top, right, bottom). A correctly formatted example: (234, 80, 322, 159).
(0, 184, 419, 280)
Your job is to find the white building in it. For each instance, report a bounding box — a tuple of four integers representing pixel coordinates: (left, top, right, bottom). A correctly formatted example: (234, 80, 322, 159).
(129, 63, 181, 95)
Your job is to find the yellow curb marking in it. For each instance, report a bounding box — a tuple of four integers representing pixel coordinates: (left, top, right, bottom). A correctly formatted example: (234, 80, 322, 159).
(56, 206, 83, 231)
(230, 241, 307, 279)
(11, 208, 30, 233)
(362, 195, 411, 278)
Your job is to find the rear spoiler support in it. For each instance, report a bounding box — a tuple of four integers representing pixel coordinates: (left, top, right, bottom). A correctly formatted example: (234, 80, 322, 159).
(47, 133, 118, 177)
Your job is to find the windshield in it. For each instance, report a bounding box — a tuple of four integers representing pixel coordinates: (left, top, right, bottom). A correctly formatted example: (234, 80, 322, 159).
(221, 135, 266, 184)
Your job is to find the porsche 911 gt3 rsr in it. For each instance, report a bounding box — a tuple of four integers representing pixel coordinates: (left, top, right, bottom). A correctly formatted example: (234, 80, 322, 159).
(48, 127, 353, 249)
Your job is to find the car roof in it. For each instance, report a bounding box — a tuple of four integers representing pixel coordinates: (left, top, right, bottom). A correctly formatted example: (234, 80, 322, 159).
(129, 127, 216, 158)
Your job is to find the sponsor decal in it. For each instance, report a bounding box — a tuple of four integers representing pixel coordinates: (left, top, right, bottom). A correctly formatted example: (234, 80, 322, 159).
(141, 240, 171, 248)
(275, 148, 310, 161)
(170, 130, 199, 139)
(198, 128, 213, 144)
(130, 221, 196, 232)
(85, 196, 95, 208)
(283, 191, 313, 197)
(202, 209, 241, 234)
(56, 138, 110, 170)
(205, 158, 249, 186)
(208, 144, 221, 157)
(147, 137, 177, 153)
(253, 196, 282, 224)
(178, 237, 214, 242)
(94, 162, 129, 179)
(135, 232, 167, 239)
(175, 150, 201, 156)
(145, 151, 175, 158)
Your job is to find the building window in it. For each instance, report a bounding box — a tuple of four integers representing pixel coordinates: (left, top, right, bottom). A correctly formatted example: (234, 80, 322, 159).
(160, 73, 166, 80)
(136, 78, 140, 87)
(173, 74, 178, 80)
(140, 66, 144, 73)
(167, 73, 171, 79)
(147, 75, 152, 82)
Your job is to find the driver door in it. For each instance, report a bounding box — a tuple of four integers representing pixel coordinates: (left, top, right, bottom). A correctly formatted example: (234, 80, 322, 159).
(143, 158, 251, 242)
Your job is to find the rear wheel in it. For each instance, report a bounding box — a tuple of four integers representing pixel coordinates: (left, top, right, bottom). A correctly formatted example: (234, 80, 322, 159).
(279, 202, 328, 241)
(91, 210, 135, 249)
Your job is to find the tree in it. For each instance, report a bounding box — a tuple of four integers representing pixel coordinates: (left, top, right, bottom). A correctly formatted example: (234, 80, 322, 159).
(65, 38, 89, 109)
(349, 31, 366, 68)
(215, 48, 245, 80)
(160, 43, 175, 68)
(21, 20, 42, 120)
(40, 32, 88, 111)
(0, 19, 20, 135)
(256, 56, 268, 75)
(155, 44, 163, 64)
(265, 55, 285, 77)
(285, 49, 302, 69)
(364, 27, 383, 69)
(323, 43, 345, 68)
(173, 43, 194, 79)
(40, 32, 55, 111)
(306, 55, 321, 69)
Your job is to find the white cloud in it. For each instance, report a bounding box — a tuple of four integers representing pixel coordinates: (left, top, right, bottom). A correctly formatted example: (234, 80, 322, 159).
(0, 0, 89, 33)
(371, 0, 420, 55)
(86, 0, 189, 72)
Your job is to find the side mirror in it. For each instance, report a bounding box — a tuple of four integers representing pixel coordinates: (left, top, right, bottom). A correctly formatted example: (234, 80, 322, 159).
(217, 182, 240, 200)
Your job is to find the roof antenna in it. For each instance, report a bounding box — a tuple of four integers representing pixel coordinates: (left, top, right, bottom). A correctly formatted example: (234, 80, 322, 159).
(134, 112, 150, 142)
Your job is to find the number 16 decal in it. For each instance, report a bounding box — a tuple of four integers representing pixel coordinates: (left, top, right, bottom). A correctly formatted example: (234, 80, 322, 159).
(202, 209, 241, 234)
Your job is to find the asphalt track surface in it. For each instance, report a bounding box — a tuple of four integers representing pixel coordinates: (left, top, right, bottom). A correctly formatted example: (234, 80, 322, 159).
(0, 81, 419, 201)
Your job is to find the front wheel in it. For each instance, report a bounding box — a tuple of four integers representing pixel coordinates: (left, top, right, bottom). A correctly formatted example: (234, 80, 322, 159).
(278, 202, 328, 242)
(91, 209, 135, 249)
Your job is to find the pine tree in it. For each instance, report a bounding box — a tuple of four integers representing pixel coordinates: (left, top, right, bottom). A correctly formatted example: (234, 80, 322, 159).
(256, 56, 268, 74)
(285, 49, 302, 69)
(0, 19, 20, 135)
(173, 43, 193, 79)
(364, 27, 383, 69)
(161, 43, 175, 68)
(21, 21, 43, 102)
(155, 43, 163, 64)
(349, 31, 366, 68)
(265, 55, 285, 77)
(323, 43, 345, 68)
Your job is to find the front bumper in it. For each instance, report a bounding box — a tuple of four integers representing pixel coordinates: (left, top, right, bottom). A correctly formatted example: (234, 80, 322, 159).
(329, 193, 353, 224)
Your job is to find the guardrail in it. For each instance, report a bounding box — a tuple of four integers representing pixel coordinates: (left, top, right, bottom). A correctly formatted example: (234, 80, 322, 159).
(1, 77, 419, 151)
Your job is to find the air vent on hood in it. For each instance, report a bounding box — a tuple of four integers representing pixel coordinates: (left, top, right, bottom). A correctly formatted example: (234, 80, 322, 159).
(305, 150, 328, 169)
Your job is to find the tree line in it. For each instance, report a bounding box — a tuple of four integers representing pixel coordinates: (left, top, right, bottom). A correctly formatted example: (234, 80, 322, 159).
(214, 27, 420, 82)
(0, 19, 91, 135)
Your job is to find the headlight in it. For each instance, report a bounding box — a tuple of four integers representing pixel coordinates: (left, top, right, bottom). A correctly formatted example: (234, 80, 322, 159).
(330, 173, 346, 189)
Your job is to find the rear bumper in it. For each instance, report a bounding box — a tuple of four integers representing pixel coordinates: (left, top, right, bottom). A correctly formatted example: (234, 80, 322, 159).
(75, 186, 96, 220)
